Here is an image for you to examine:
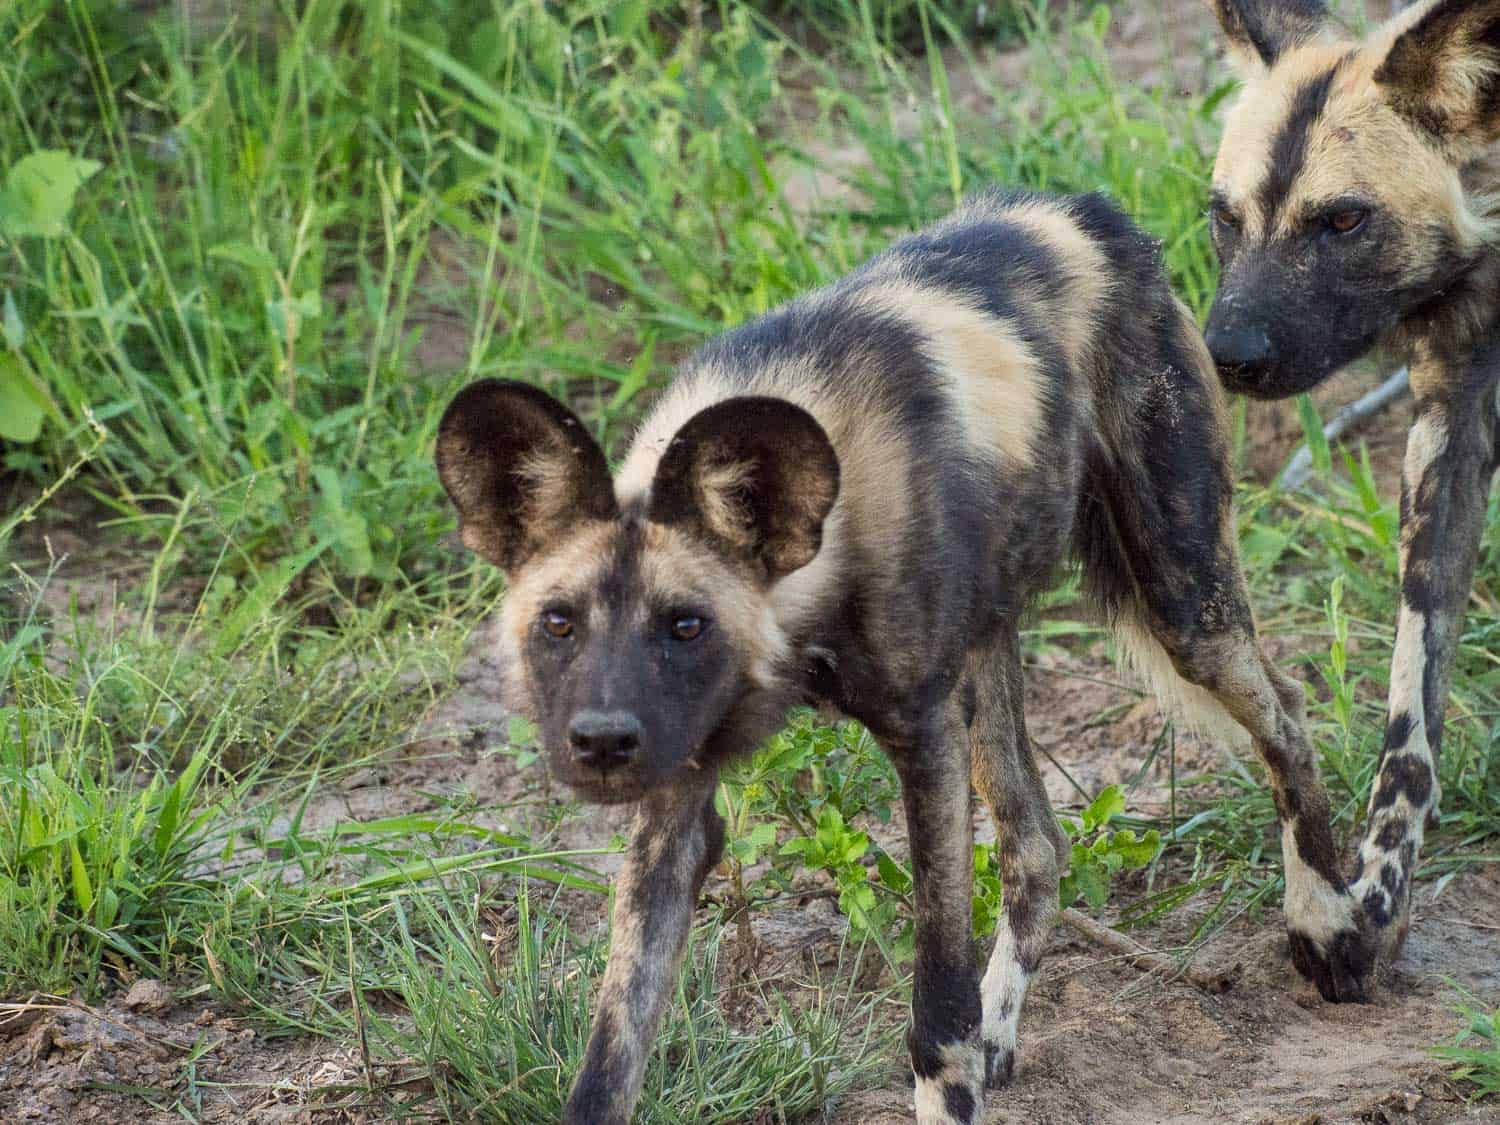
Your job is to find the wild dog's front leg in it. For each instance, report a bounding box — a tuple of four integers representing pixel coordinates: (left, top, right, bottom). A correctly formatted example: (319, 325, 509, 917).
(563, 773, 723, 1125)
(893, 702, 985, 1125)
(1351, 373, 1500, 964)
(966, 628, 1065, 1088)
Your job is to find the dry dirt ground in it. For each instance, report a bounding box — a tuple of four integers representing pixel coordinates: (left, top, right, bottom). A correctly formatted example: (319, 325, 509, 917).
(4, 611, 1497, 1124)
(5, 3, 1494, 1122)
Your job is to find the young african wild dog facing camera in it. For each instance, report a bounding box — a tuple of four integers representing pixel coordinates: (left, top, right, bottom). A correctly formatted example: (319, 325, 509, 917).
(1205, 0, 1500, 998)
(437, 189, 1347, 1124)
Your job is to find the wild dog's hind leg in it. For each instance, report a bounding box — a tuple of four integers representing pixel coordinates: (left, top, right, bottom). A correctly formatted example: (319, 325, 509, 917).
(1350, 355, 1500, 964)
(1084, 302, 1372, 1000)
(563, 771, 723, 1125)
(890, 698, 985, 1124)
(967, 625, 1067, 1088)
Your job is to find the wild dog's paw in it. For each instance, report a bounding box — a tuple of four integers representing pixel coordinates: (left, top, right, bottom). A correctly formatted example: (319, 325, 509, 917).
(1287, 921, 1376, 1004)
(1349, 871, 1413, 966)
(983, 1040, 1015, 1089)
(913, 1040, 985, 1125)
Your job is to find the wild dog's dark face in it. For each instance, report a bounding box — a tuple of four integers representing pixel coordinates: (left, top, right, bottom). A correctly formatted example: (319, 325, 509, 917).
(1206, 0, 1500, 398)
(436, 381, 838, 804)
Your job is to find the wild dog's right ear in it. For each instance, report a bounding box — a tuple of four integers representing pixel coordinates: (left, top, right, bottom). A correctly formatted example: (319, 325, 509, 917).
(436, 380, 616, 573)
(648, 397, 839, 582)
(1209, 0, 1327, 72)
(1376, 0, 1500, 149)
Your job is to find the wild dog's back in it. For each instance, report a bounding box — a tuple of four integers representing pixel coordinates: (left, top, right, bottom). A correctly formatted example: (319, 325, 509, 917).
(616, 189, 1223, 716)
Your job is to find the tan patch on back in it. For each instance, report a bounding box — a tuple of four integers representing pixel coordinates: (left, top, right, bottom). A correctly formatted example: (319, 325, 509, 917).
(849, 280, 1046, 468)
(991, 198, 1112, 371)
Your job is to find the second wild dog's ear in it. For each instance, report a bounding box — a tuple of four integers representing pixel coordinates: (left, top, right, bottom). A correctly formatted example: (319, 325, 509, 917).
(648, 397, 839, 582)
(436, 379, 616, 573)
(1209, 0, 1328, 73)
(1376, 0, 1500, 149)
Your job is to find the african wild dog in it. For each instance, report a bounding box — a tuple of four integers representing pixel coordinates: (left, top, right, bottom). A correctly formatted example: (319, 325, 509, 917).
(437, 189, 1347, 1124)
(1205, 0, 1500, 998)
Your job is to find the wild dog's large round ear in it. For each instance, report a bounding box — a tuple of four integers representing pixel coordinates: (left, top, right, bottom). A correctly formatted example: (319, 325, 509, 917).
(436, 379, 616, 573)
(647, 397, 839, 582)
(1376, 0, 1500, 150)
(1209, 0, 1327, 73)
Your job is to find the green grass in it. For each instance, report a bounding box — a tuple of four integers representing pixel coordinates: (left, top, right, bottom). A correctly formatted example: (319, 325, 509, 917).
(1, 0, 1498, 1118)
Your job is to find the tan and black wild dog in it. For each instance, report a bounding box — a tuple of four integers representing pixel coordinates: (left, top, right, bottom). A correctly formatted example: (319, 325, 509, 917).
(437, 189, 1349, 1124)
(1205, 0, 1500, 999)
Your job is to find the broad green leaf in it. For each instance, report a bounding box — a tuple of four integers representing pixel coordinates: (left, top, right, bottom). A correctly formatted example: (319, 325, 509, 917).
(1081, 784, 1125, 833)
(877, 850, 912, 895)
(1073, 861, 1110, 912)
(69, 840, 94, 914)
(0, 353, 44, 442)
(0, 151, 102, 238)
(266, 291, 322, 343)
(1107, 828, 1162, 869)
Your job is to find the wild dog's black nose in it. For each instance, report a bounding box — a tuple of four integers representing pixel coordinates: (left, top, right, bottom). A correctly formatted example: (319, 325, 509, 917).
(568, 711, 641, 770)
(1204, 316, 1272, 377)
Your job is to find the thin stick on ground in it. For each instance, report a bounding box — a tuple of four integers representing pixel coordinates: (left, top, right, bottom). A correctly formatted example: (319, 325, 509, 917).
(1278, 367, 1411, 491)
(1060, 907, 1239, 994)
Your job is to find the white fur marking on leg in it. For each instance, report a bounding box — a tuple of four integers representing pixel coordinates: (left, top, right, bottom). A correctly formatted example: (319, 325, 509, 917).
(979, 921, 1026, 1056)
(912, 1041, 985, 1125)
(1112, 619, 1247, 749)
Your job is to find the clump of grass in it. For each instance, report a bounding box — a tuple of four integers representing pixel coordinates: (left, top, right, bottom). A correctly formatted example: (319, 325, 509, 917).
(1435, 1001, 1500, 1101)
(358, 885, 890, 1123)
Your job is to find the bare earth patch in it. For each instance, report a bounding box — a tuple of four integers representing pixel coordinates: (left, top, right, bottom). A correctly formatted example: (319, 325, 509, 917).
(10, 611, 1493, 1123)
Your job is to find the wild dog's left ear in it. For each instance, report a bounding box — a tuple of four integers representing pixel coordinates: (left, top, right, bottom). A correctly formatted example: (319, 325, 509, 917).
(1209, 0, 1328, 73)
(648, 396, 839, 582)
(1377, 0, 1500, 149)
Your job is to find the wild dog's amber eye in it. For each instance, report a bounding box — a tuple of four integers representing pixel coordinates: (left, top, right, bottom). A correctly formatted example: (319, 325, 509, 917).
(671, 616, 704, 642)
(1211, 202, 1240, 229)
(542, 611, 574, 638)
(1327, 209, 1367, 235)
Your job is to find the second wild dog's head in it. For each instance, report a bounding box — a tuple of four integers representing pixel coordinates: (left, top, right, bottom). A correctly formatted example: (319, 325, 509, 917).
(1205, 0, 1500, 398)
(436, 380, 839, 804)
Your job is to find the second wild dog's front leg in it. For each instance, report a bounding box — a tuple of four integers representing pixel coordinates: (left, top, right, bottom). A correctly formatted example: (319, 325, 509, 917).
(891, 699, 986, 1125)
(1351, 354, 1500, 963)
(562, 771, 724, 1125)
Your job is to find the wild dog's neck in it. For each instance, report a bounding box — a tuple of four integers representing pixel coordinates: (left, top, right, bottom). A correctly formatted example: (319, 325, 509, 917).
(1390, 252, 1500, 378)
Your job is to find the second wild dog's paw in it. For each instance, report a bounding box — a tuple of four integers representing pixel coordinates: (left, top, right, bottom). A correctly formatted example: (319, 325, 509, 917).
(1287, 920, 1376, 1003)
(1349, 870, 1414, 967)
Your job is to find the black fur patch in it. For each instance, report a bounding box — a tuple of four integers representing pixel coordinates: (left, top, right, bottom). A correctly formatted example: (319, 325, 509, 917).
(944, 1082, 977, 1122)
(1371, 753, 1433, 811)
(1256, 62, 1343, 223)
(1382, 711, 1414, 759)
(1212, 0, 1328, 67)
(565, 1010, 623, 1115)
(1375, 818, 1406, 851)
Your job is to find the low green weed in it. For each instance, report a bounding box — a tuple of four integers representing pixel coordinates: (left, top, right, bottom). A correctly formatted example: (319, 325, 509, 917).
(1435, 1002, 1500, 1101)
